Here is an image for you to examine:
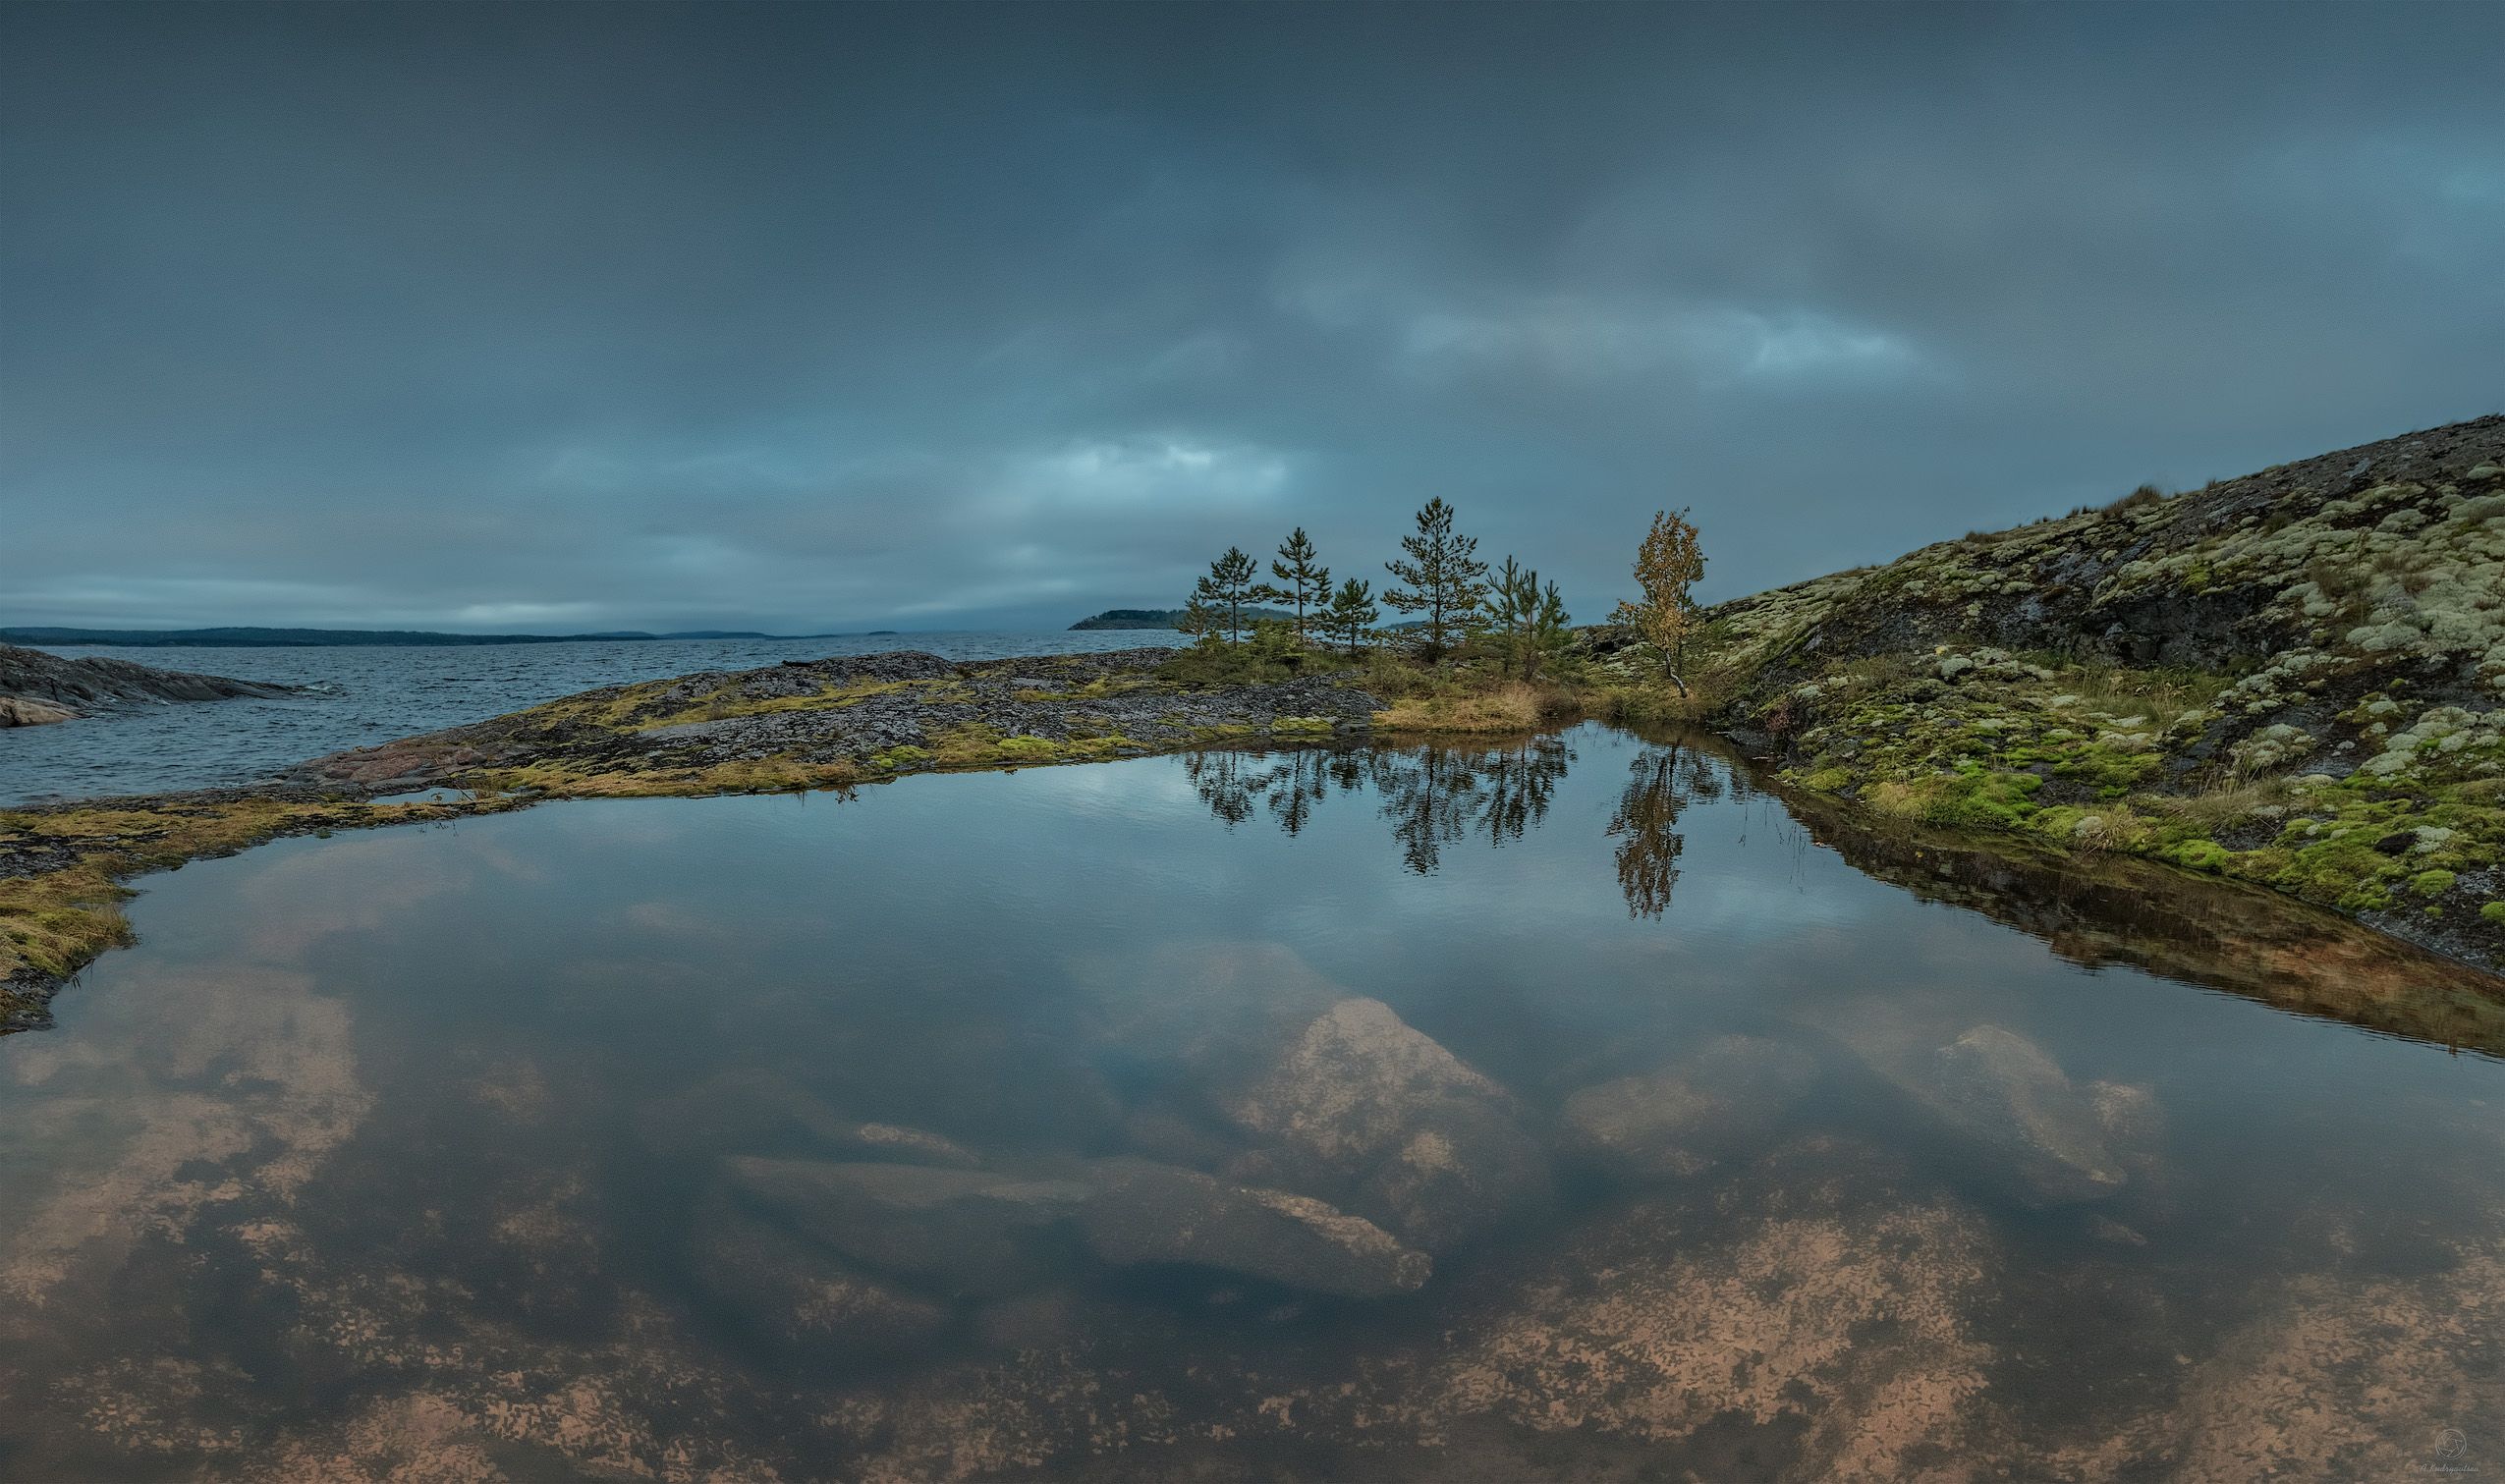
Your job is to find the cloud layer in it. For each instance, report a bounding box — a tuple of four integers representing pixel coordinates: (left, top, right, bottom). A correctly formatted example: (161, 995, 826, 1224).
(5, 3, 2500, 632)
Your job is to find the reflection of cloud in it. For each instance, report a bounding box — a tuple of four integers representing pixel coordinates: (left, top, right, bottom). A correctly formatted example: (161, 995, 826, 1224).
(229, 831, 481, 961)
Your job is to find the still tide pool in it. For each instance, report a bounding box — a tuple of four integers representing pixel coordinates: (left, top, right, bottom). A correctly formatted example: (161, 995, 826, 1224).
(1, 724, 2498, 1479)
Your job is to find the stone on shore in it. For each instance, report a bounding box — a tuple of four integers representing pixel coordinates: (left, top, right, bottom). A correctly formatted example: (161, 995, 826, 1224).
(0, 696, 79, 727)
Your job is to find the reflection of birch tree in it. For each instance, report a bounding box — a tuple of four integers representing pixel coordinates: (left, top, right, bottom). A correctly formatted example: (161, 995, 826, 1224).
(1606, 742, 1723, 919)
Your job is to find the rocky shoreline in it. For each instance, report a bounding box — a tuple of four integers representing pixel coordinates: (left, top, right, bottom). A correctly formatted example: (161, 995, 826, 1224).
(0, 641, 299, 726)
(285, 646, 1378, 795)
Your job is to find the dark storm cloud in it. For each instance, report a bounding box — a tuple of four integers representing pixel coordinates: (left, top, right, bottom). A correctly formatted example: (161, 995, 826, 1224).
(5, 2, 2501, 632)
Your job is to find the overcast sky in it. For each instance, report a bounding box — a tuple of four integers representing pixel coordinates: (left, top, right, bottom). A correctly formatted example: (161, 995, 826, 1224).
(4, 2, 2500, 633)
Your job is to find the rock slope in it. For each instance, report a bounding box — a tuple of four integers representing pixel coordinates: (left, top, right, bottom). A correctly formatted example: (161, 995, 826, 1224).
(1707, 413, 2505, 965)
(0, 642, 296, 725)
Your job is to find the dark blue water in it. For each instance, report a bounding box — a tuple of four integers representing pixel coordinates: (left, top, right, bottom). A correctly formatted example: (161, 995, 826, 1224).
(0, 725, 2495, 1479)
(0, 631, 1178, 803)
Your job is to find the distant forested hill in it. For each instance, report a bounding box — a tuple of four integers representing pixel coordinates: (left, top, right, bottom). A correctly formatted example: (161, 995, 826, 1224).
(1069, 608, 1296, 631)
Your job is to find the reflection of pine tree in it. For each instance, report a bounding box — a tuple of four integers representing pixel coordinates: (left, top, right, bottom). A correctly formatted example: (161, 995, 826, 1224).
(1179, 736, 1577, 877)
(1264, 749, 1329, 837)
(1372, 747, 1481, 874)
(1364, 739, 1573, 873)
(1184, 749, 1257, 826)
(1477, 738, 1571, 849)
(1607, 742, 1721, 918)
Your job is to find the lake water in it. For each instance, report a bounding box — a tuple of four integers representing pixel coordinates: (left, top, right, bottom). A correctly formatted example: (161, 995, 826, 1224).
(0, 632, 1179, 805)
(1, 724, 2498, 1479)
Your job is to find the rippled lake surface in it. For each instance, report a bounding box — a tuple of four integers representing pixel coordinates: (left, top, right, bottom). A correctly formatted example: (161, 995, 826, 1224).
(0, 631, 1179, 804)
(1, 725, 2498, 1479)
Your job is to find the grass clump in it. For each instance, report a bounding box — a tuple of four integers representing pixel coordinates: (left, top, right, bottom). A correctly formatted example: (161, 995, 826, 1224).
(1374, 682, 1548, 734)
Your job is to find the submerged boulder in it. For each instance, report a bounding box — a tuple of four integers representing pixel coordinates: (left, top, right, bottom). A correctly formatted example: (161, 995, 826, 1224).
(1217, 998, 1549, 1251)
(1559, 1035, 1819, 1180)
(637, 1070, 981, 1168)
(1080, 1159, 1431, 1298)
(688, 1200, 950, 1359)
(723, 1157, 1087, 1295)
(1924, 1025, 2127, 1206)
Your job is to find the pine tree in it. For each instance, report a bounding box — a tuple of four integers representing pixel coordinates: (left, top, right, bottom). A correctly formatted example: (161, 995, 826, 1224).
(1322, 577, 1380, 655)
(1484, 556, 1531, 673)
(1173, 594, 1224, 644)
(1193, 546, 1262, 643)
(1484, 558, 1573, 680)
(1608, 508, 1705, 695)
(1267, 527, 1330, 642)
(1529, 577, 1572, 683)
(1383, 498, 1489, 664)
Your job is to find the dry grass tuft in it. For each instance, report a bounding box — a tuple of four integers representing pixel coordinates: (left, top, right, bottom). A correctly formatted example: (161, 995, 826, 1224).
(1373, 682, 1548, 734)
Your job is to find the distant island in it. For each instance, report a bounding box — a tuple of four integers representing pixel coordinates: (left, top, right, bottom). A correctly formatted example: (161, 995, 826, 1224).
(1070, 607, 1295, 631)
(0, 626, 802, 648)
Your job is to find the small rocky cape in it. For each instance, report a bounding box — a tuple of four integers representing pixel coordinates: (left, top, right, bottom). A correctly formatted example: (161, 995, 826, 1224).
(0, 642, 298, 726)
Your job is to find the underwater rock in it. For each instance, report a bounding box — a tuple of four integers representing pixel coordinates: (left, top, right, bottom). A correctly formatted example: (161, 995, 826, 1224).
(1925, 1025, 2127, 1206)
(1559, 1035, 1819, 1180)
(1080, 1159, 1431, 1298)
(1427, 1137, 2000, 1477)
(1218, 997, 1550, 1251)
(689, 1200, 950, 1359)
(637, 1071, 981, 1168)
(722, 1157, 1087, 1296)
